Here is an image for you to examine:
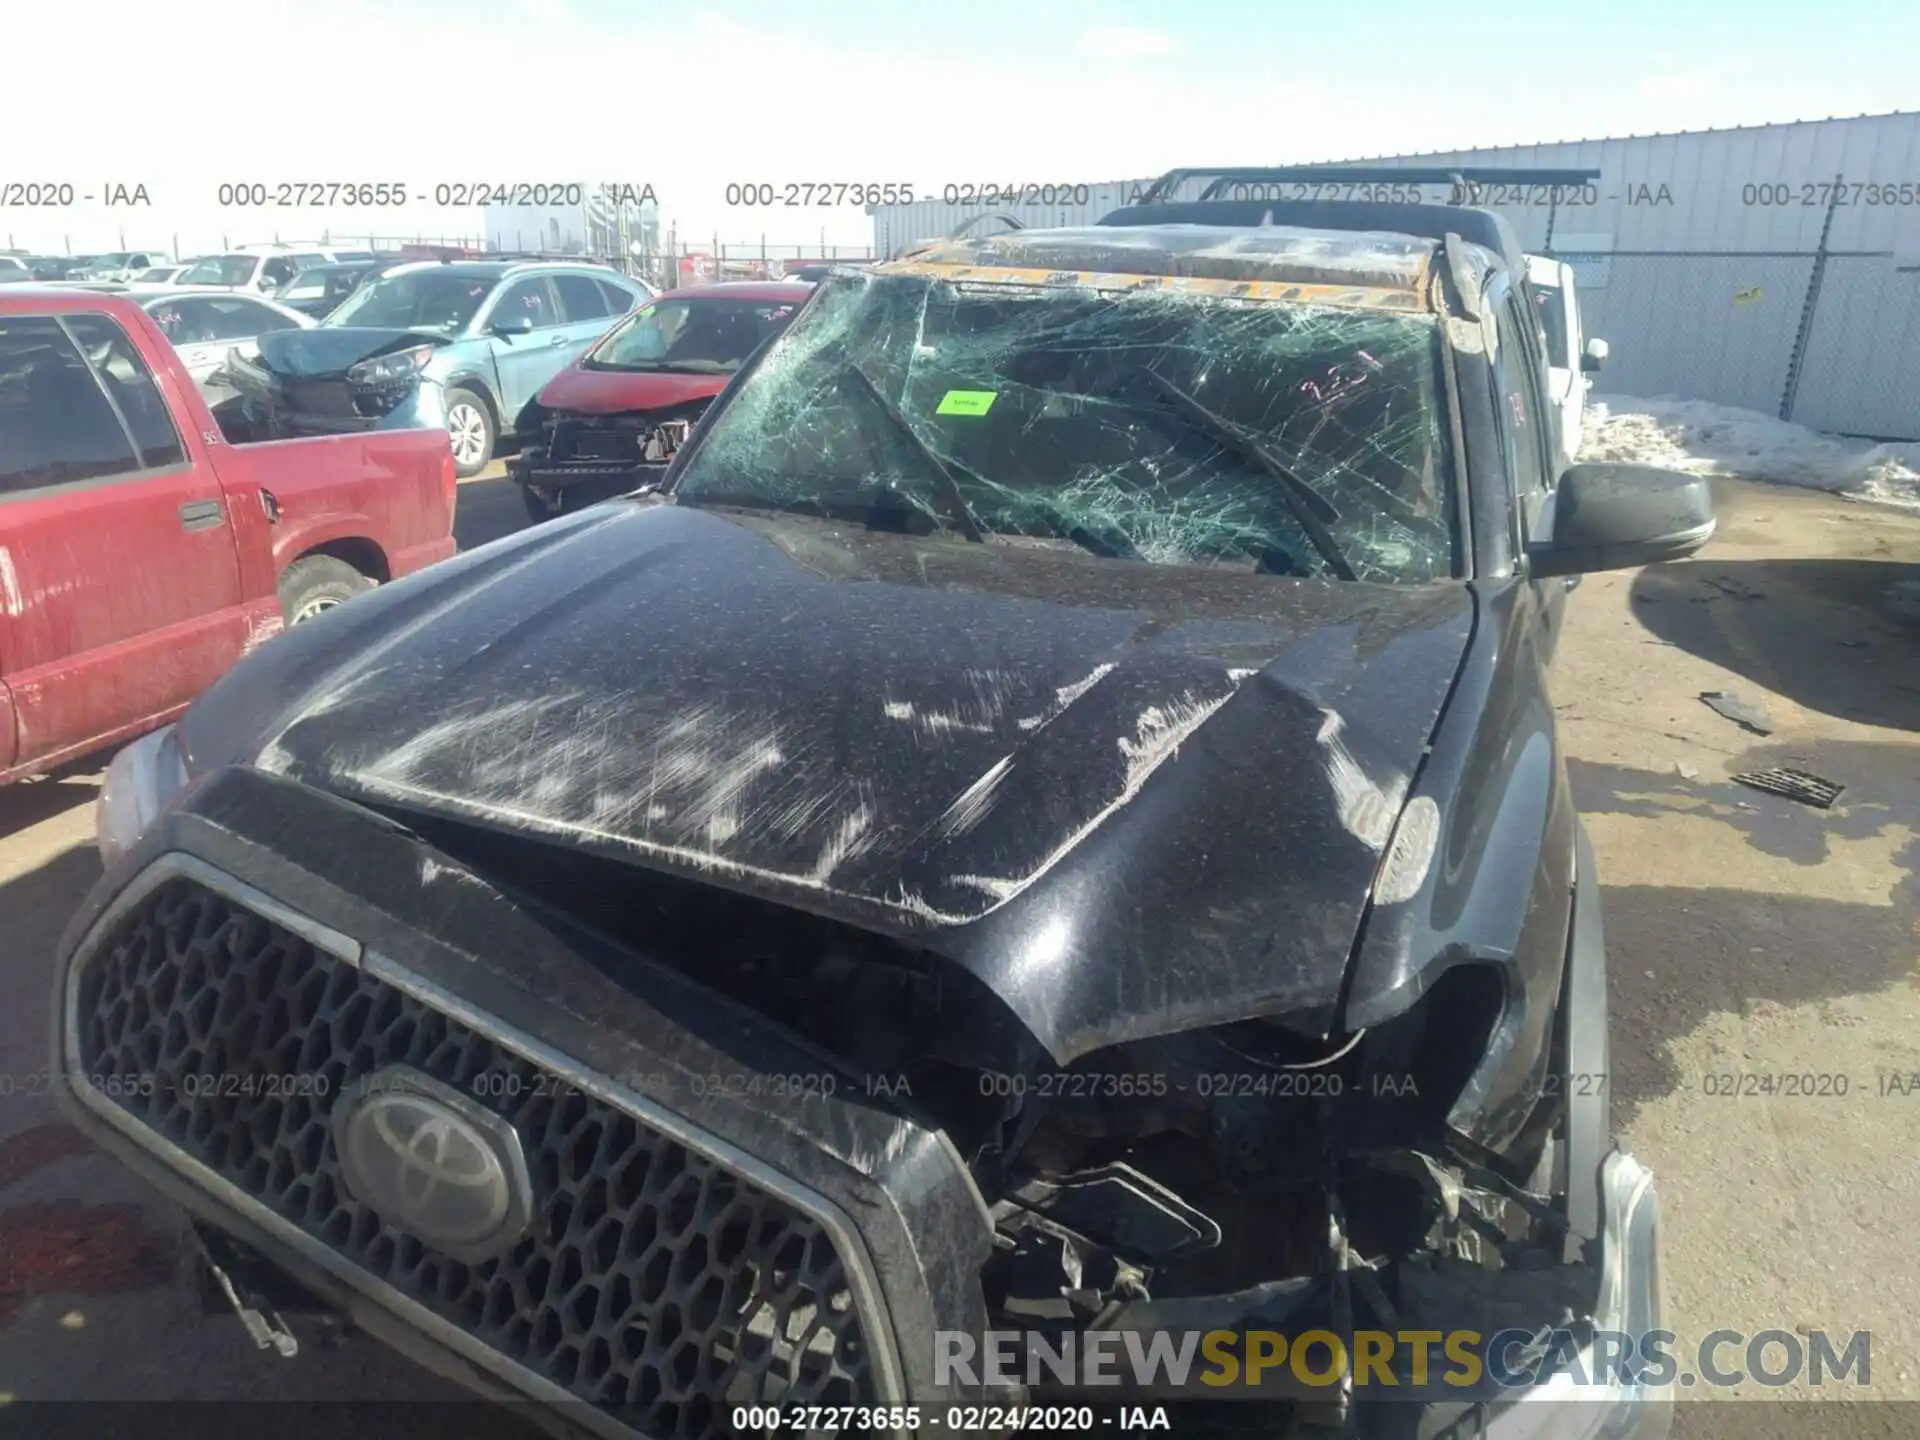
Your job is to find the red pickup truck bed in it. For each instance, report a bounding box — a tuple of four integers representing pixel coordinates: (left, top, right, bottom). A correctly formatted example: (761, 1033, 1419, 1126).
(0, 286, 457, 784)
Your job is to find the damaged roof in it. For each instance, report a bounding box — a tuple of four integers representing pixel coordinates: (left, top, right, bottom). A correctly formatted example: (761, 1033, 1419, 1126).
(877, 224, 1439, 312)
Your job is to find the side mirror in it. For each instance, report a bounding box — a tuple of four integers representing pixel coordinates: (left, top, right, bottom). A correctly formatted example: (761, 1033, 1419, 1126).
(1580, 337, 1609, 373)
(1528, 462, 1714, 579)
(492, 315, 534, 339)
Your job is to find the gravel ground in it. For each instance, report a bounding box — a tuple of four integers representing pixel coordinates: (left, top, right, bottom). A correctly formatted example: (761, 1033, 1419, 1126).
(2, 472, 1917, 1435)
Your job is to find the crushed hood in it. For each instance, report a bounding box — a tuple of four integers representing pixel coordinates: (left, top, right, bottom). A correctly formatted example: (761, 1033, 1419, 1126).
(232, 501, 1474, 1061)
(536, 365, 731, 416)
(255, 326, 448, 378)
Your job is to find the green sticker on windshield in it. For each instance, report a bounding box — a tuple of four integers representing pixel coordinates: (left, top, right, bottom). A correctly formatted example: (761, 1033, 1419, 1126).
(936, 389, 997, 417)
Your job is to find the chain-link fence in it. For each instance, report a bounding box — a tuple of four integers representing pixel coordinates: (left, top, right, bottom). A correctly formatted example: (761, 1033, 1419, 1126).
(641, 240, 878, 289)
(1545, 245, 1920, 441)
(237, 233, 880, 292)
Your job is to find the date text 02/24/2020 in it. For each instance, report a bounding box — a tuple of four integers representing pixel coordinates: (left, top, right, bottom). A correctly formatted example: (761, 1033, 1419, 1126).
(733, 1405, 1169, 1433)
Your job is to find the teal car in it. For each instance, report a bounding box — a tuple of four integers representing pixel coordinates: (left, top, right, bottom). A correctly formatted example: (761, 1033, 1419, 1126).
(235, 260, 651, 476)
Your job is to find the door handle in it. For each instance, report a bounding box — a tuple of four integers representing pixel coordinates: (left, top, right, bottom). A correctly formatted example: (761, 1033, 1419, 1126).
(179, 499, 225, 532)
(549, 334, 569, 346)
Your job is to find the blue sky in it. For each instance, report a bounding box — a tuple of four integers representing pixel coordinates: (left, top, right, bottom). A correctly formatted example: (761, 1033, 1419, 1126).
(7, 0, 1918, 254)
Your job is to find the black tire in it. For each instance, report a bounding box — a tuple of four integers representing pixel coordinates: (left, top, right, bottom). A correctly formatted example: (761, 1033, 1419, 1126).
(446, 386, 496, 478)
(279, 555, 373, 625)
(520, 484, 560, 524)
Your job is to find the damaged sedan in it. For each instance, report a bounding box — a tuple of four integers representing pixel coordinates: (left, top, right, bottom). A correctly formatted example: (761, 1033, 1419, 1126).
(510, 280, 811, 521)
(224, 259, 649, 475)
(53, 212, 1713, 1440)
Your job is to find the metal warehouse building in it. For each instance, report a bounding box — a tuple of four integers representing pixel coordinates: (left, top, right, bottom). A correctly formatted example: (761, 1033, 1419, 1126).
(867, 111, 1920, 440)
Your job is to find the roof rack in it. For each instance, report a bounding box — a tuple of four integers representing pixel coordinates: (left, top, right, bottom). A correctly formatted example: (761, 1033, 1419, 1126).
(1132, 165, 1603, 207)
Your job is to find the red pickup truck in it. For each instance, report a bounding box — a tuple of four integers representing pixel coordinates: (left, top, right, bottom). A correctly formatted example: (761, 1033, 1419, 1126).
(0, 286, 457, 785)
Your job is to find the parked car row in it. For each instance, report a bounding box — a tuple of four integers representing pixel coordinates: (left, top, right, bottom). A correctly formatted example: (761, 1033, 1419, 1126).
(8, 245, 674, 478)
(228, 258, 659, 475)
(3, 244, 382, 293)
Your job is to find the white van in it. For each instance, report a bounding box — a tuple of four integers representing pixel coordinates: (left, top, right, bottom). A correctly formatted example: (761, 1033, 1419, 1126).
(175, 247, 338, 294)
(1525, 254, 1610, 467)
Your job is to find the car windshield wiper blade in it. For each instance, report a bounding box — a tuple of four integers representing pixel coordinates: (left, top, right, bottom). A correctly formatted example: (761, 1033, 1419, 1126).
(833, 366, 1133, 558)
(1136, 368, 1358, 581)
(837, 362, 987, 543)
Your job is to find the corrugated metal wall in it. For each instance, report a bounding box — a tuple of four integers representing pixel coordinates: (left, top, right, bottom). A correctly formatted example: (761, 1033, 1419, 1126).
(866, 113, 1920, 438)
(1329, 115, 1920, 437)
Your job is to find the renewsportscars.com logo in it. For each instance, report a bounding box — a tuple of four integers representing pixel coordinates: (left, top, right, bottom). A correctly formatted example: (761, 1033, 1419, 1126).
(935, 1327, 1872, 1394)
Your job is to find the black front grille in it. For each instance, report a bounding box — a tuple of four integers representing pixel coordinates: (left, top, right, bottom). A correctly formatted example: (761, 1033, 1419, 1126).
(75, 880, 879, 1438)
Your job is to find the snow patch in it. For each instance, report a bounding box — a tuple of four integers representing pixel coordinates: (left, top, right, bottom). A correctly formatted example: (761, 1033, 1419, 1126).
(1582, 394, 1920, 509)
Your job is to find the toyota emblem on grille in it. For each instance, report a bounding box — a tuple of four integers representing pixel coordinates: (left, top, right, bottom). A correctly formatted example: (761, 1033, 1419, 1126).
(332, 1068, 534, 1262)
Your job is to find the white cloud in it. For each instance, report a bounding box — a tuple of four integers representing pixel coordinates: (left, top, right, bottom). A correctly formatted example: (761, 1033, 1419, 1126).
(1077, 26, 1180, 61)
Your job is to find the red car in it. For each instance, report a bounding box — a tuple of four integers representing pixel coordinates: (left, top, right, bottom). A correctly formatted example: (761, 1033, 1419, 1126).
(508, 280, 812, 520)
(0, 286, 457, 785)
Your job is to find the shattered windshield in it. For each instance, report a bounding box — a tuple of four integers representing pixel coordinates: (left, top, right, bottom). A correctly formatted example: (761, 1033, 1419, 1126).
(670, 272, 1456, 582)
(324, 269, 493, 334)
(586, 297, 800, 373)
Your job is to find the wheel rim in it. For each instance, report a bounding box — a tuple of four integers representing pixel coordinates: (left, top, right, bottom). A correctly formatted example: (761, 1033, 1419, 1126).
(291, 594, 343, 624)
(448, 404, 487, 467)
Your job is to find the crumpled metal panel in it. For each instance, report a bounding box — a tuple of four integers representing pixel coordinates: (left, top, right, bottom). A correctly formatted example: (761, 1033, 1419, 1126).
(883, 225, 1437, 299)
(76, 880, 878, 1437)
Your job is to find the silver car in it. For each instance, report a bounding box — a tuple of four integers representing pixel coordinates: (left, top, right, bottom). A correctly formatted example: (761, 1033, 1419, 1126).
(132, 287, 316, 400)
(74, 250, 176, 281)
(176, 249, 336, 294)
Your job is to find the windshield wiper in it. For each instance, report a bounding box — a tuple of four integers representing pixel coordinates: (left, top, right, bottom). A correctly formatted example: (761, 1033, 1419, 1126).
(834, 366, 1133, 558)
(837, 362, 986, 543)
(590, 359, 735, 373)
(1136, 369, 1358, 581)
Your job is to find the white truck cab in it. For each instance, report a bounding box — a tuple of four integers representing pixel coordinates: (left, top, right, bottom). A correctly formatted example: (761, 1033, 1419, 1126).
(1525, 253, 1609, 468)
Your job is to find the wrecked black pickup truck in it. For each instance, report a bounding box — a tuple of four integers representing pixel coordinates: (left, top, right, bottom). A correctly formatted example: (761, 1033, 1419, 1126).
(56, 192, 1710, 1440)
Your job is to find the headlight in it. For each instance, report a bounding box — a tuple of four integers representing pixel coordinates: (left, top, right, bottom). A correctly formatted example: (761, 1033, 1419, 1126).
(95, 725, 190, 868)
(345, 345, 433, 387)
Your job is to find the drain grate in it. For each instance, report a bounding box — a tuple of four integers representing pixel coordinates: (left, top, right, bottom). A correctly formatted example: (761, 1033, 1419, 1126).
(1729, 767, 1845, 809)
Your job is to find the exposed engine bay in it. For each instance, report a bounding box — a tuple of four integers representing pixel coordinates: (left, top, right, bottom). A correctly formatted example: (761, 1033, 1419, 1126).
(512, 399, 708, 497)
(399, 808, 1605, 1422)
(535, 409, 696, 470)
